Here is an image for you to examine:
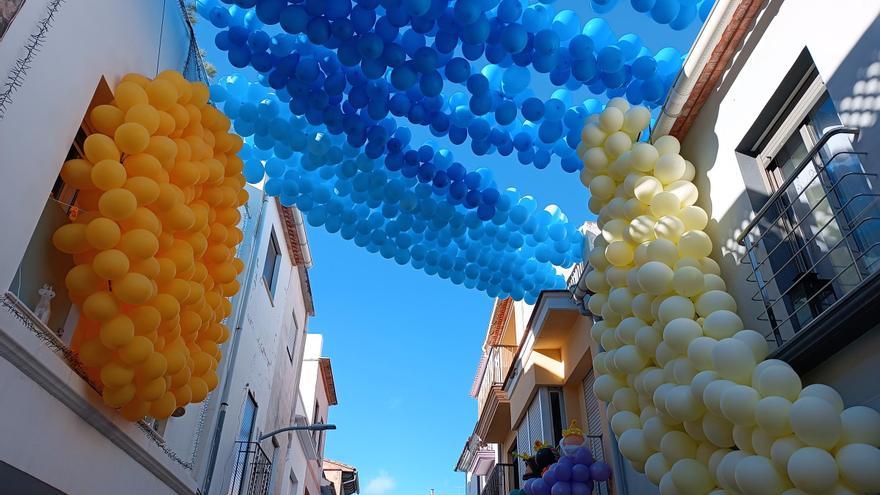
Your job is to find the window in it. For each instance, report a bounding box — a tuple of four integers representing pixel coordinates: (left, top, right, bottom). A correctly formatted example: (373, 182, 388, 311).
(748, 69, 880, 334)
(230, 394, 259, 495)
(9, 79, 113, 344)
(287, 311, 300, 363)
(548, 388, 565, 446)
(263, 228, 281, 299)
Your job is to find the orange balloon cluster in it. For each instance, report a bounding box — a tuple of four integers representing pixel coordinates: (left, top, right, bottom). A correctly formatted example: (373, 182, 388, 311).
(52, 70, 247, 421)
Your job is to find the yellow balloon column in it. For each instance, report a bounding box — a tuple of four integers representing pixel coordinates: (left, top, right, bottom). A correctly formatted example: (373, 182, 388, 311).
(579, 98, 880, 495)
(52, 71, 247, 421)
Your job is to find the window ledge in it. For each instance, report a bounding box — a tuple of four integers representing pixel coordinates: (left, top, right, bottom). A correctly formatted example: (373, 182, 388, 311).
(0, 293, 198, 495)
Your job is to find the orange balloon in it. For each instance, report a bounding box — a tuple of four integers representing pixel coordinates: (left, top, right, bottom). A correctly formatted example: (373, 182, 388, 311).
(114, 122, 150, 155)
(91, 104, 125, 136)
(114, 81, 149, 111)
(125, 103, 160, 135)
(60, 159, 94, 189)
(98, 188, 138, 221)
(84, 134, 121, 163)
(91, 159, 127, 191)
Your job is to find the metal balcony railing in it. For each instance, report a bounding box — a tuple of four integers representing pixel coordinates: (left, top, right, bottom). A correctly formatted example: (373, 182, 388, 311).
(483, 463, 517, 495)
(230, 441, 273, 495)
(737, 127, 880, 346)
(476, 345, 516, 414)
(566, 262, 593, 315)
(585, 434, 610, 495)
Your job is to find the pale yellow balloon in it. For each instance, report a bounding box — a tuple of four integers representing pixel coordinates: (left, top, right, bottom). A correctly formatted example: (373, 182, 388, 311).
(599, 106, 625, 133)
(839, 406, 880, 446)
(755, 396, 794, 437)
(655, 155, 686, 184)
(632, 142, 660, 172)
(703, 412, 736, 448)
(712, 338, 756, 383)
(790, 397, 841, 449)
(836, 443, 880, 493)
(645, 452, 671, 485)
(612, 410, 643, 436)
(734, 455, 790, 495)
(619, 428, 652, 463)
(606, 241, 635, 267)
(664, 318, 703, 353)
(679, 230, 713, 259)
(702, 310, 744, 339)
(670, 458, 714, 495)
(787, 447, 839, 493)
(654, 135, 681, 156)
(651, 191, 682, 217)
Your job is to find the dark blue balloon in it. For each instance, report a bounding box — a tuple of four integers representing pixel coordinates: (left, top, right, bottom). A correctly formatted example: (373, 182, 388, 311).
(351, 5, 377, 32)
(413, 46, 439, 72)
(494, 100, 516, 125)
(462, 42, 485, 61)
(453, 0, 481, 24)
(534, 29, 560, 54)
(228, 46, 252, 68)
(500, 23, 528, 54)
(470, 93, 492, 116)
(631, 0, 655, 13)
(435, 30, 458, 53)
(569, 35, 595, 59)
(651, 0, 679, 23)
(215, 31, 232, 51)
(390, 64, 418, 90)
(444, 57, 471, 83)
(522, 97, 545, 121)
(497, 0, 522, 22)
(597, 45, 624, 73)
(306, 17, 332, 44)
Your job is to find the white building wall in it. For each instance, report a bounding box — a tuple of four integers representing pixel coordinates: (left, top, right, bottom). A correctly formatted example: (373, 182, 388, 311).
(0, 1, 201, 494)
(680, 0, 880, 406)
(0, 0, 191, 288)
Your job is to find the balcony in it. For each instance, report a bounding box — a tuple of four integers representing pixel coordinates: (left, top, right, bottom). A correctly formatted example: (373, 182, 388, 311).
(737, 127, 880, 369)
(229, 441, 273, 495)
(473, 345, 516, 443)
(482, 463, 517, 495)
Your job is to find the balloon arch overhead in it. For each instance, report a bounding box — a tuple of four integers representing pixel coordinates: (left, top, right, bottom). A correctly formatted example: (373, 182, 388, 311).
(192, 0, 697, 302)
(189, 1, 880, 493)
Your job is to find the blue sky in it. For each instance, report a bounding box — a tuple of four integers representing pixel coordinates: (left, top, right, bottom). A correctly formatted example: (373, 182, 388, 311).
(195, 4, 699, 495)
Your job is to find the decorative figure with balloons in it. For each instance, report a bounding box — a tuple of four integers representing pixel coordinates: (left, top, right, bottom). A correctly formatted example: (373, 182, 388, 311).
(519, 434, 613, 495)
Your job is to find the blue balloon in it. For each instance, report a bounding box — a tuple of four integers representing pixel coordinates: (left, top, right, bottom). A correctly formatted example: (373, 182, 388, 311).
(631, 0, 655, 12)
(651, 0, 680, 23)
(522, 97, 545, 121)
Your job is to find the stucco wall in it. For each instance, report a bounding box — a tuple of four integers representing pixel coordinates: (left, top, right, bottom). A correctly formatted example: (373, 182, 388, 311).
(0, 0, 191, 289)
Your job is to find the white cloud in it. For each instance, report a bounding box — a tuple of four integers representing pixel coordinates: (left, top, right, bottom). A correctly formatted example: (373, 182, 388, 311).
(363, 471, 396, 495)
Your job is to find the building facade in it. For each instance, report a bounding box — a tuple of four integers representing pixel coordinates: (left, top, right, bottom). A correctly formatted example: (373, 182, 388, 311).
(0, 2, 333, 493)
(660, 0, 880, 412)
(297, 334, 339, 495)
(455, 280, 654, 495)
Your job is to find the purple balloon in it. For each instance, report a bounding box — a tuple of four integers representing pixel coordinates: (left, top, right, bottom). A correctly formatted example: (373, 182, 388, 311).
(531, 479, 550, 495)
(554, 462, 572, 482)
(551, 481, 572, 495)
(589, 461, 611, 482)
(558, 455, 575, 466)
(574, 447, 594, 466)
(543, 465, 558, 487)
(571, 482, 592, 495)
(571, 464, 591, 483)
(523, 478, 535, 495)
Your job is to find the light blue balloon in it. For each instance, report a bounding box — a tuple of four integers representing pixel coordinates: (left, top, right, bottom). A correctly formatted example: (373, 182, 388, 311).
(551, 10, 580, 41)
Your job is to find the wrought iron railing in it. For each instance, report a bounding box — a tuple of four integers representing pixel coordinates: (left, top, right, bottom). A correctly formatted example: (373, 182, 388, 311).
(484, 463, 517, 495)
(230, 441, 273, 495)
(736, 127, 880, 346)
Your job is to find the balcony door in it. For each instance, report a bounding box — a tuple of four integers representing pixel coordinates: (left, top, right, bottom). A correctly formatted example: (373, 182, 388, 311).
(757, 75, 880, 332)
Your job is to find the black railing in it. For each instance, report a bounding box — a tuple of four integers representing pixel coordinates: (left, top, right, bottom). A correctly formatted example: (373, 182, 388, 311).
(585, 435, 610, 495)
(737, 127, 880, 346)
(230, 441, 273, 495)
(484, 463, 517, 495)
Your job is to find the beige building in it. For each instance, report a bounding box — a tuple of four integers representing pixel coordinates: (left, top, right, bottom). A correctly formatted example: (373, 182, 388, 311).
(323, 459, 360, 495)
(455, 285, 651, 495)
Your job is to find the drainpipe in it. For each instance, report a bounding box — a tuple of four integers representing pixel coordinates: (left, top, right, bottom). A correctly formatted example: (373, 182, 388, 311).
(652, 0, 741, 138)
(202, 192, 270, 495)
(291, 207, 313, 268)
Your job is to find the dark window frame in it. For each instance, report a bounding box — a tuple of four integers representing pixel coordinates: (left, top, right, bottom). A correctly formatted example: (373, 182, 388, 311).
(263, 228, 282, 300)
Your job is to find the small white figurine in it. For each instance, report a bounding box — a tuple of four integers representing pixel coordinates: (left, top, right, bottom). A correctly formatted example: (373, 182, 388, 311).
(34, 284, 55, 325)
